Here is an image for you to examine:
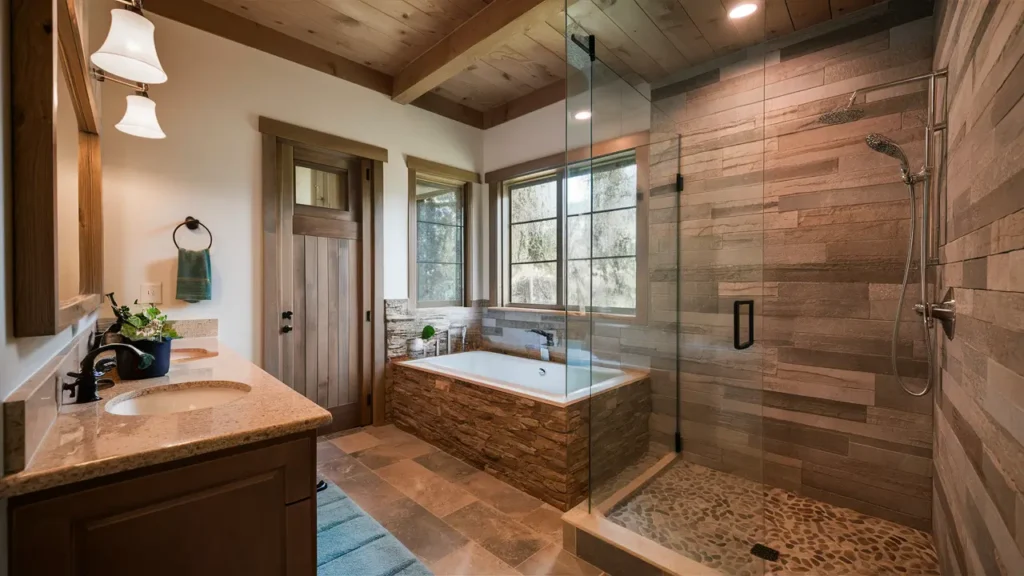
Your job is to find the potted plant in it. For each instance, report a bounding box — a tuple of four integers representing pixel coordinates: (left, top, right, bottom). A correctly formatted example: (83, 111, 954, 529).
(409, 325, 435, 358)
(108, 294, 180, 379)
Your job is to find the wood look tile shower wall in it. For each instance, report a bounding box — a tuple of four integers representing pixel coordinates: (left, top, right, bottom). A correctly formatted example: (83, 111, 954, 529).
(932, 1, 1024, 574)
(649, 3, 936, 531)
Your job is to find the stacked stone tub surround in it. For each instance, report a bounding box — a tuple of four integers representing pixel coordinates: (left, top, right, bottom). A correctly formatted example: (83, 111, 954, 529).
(389, 355, 651, 511)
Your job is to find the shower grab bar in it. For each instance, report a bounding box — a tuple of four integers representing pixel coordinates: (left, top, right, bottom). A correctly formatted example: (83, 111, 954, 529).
(733, 300, 754, 350)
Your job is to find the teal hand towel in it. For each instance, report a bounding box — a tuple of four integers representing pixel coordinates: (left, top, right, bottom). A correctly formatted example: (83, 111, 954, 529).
(176, 248, 212, 303)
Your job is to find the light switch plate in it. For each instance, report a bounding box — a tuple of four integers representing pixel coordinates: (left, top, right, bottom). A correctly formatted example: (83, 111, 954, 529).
(140, 282, 163, 304)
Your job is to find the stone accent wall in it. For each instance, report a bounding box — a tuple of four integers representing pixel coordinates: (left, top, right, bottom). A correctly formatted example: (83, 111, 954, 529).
(390, 363, 650, 510)
(650, 1, 936, 531)
(384, 299, 485, 360)
(383, 298, 485, 421)
(932, 1, 1024, 574)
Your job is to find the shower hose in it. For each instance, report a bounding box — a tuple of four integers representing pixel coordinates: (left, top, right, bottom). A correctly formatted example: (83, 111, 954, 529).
(892, 180, 933, 397)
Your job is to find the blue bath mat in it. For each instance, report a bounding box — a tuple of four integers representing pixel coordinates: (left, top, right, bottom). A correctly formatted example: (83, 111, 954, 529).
(317, 480, 433, 576)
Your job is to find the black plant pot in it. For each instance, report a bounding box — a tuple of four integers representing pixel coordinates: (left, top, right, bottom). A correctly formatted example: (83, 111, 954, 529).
(116, 338, 172, 380)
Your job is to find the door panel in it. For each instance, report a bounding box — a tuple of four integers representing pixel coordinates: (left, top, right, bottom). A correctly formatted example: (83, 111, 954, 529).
(292, 233, 362, 430)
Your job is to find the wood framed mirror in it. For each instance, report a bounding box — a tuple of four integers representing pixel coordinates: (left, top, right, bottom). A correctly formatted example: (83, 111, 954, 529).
(12, 0, 103, 336)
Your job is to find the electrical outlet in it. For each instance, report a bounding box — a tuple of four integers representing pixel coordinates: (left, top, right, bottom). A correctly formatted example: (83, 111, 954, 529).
(140, 282, 162, 304)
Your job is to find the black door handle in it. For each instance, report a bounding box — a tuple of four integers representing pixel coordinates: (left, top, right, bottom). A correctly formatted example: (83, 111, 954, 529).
(733, 300, 754, 350)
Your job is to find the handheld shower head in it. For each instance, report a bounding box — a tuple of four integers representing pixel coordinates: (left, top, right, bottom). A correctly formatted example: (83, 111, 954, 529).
(865, 133, 910, 178)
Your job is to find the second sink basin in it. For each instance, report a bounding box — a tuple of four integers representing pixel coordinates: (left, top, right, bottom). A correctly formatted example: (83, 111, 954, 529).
(105, 381, 251, 416)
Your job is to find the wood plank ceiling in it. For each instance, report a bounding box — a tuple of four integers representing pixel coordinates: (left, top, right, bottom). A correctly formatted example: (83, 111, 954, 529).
(198, 0, 888, 125)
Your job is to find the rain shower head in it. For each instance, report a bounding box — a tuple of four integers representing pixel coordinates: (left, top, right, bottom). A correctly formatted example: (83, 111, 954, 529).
(865, 133, 910, 174)
(818, 107, 865, 125)
(818, 92, 864, 125)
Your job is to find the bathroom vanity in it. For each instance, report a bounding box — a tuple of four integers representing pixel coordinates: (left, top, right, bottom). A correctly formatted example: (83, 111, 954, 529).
(2, 338, 332, 576)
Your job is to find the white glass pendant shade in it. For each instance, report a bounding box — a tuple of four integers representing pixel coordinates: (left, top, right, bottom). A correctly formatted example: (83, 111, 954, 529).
(91, 9, 167, 84)
(116, 95, 166, 139)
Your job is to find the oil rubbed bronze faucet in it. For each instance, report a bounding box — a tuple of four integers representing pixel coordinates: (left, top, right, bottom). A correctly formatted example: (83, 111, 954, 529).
(64, 344, 153, 404)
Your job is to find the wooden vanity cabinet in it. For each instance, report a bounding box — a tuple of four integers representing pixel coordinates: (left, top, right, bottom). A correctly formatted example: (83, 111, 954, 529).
(8, 431, 317, 576)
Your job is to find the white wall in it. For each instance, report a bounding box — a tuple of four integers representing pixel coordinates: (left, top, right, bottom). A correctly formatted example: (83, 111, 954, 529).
(482, 77, 652, 174)
(96, 6, 484, 361)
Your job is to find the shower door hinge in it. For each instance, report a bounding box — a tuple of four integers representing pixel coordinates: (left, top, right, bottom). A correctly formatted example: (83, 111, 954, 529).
(676, 173, 684, 192)
(570, 34, 596, 62)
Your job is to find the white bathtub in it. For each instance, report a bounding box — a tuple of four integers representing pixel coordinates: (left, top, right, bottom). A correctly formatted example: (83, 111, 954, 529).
(399, 351, 645, 406)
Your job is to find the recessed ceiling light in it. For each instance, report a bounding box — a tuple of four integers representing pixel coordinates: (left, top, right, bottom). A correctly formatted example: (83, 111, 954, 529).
(574, 110, 592, 120)
(729, 3, 758, 19)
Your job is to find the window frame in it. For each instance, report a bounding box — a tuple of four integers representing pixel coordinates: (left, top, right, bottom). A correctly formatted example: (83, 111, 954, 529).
(488, 134, 650, 321)
(505, 170, 563, 309)
(406, 156, 480, 310)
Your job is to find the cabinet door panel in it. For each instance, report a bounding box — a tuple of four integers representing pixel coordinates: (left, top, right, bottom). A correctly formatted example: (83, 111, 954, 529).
(10, 433, 315, 576)
(78, 471, 286, 576)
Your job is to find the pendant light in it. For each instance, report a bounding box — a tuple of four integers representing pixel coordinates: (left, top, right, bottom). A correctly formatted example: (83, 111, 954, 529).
(115, 93, 166, 139)
(92, 1, 169, 139)
(91, 5, 167, 85)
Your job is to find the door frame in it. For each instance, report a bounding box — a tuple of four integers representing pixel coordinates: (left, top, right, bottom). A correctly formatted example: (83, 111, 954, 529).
(259, 117, 386, 429)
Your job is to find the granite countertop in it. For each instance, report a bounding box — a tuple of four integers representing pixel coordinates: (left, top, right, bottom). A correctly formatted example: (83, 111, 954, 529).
(0, 338, 332, 498)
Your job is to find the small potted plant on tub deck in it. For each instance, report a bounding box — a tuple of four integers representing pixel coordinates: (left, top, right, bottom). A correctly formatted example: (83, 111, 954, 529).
(108, 294, 180, 379)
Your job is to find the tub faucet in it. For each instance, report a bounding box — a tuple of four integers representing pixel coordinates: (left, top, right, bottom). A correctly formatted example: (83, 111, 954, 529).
(64, 344, 152, 404)
(529, 329, 555, 347)
(529, 329, 555, 361)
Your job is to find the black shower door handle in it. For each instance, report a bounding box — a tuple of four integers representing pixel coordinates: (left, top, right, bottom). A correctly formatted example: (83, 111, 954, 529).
(733, 300, 754, 350)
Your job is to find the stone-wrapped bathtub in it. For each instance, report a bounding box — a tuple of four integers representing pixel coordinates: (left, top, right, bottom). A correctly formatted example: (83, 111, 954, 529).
(389, 351, 651, 510)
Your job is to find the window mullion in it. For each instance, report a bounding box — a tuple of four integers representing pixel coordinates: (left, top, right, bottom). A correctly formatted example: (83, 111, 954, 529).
(556, 169, 564, 308)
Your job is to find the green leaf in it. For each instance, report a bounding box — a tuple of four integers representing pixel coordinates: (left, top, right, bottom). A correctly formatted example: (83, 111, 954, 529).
(422, 325, 435, 340)
(127, 315, 145, 328)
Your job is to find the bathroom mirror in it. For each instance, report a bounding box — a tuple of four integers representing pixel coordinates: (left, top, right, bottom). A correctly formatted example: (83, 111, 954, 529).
(12, 0, 104, 336)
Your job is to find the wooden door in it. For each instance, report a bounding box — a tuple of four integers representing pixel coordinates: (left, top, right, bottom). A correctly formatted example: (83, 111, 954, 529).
(274, 143, 368, 433)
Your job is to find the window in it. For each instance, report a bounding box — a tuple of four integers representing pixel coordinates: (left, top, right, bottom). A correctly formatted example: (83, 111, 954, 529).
(509, 175, 559, 305)
(407, 157, 478, 309)
(504, 150, 640, 313)
(415, 178, 464, 306)
(567, 153, 638, 312)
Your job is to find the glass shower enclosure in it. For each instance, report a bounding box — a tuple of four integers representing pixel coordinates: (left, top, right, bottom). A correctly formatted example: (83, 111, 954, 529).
(564, 5, 769, 575)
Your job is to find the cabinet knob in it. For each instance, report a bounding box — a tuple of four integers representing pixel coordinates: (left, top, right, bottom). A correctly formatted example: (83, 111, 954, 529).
(282, 311, 294, 320)
(281, 325, 293, 334)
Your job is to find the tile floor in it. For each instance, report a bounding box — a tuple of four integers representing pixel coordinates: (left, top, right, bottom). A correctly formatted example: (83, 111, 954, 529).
(317, 425, 606, 576)
(607, 460, 940, 576)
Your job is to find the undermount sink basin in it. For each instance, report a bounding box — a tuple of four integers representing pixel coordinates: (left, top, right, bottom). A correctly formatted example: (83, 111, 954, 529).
(105, 381, 251, 416)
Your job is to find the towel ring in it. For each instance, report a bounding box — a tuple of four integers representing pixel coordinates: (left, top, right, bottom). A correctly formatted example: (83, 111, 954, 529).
(173, 216, 213, 250)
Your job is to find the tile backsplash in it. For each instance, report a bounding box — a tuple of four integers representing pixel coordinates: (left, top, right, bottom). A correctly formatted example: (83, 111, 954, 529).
(383, 299, 486, 359)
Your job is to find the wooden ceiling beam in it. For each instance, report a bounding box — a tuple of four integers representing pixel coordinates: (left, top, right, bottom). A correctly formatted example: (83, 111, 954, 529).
(145, 0, 392, 94)
(392, 0, 564, 105)
(143, 0, 485, 128)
